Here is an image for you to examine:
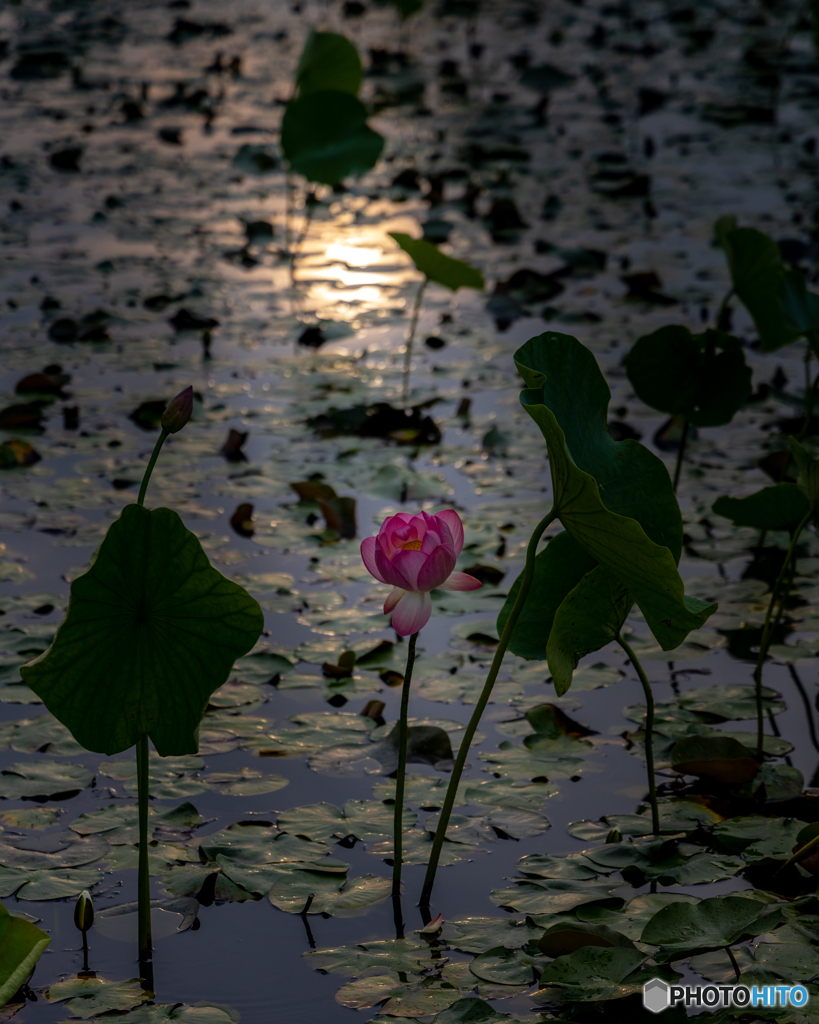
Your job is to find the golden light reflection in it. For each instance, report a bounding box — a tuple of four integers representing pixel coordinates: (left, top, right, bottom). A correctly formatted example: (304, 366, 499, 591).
(325, 242, 382, 267)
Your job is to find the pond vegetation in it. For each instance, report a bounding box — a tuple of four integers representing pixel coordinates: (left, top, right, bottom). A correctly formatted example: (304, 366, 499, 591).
(2, 0, 819, 1022)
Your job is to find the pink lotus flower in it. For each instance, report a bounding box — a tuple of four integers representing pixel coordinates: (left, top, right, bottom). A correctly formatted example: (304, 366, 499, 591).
(361, 510, 482, 635)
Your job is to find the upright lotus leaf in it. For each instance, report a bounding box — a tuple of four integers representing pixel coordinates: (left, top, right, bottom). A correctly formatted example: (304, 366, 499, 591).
(296, 31, 362, 97)
(390, 233, 484, 291)
(498, 532, 596, 659)
(0, 901, 50, 1004)
(716, 219, 799, 351)
(502, 333, 715, 659)
(790, 436, 819, 509)
(712, 483, 810, 532)
(640, 896, 783, 963)
(546, 566, 632, 695)
(779, 269, 819, 340)
(282, 92, 384, 186)
(623, 325, 752, 427)
(21, 504, 263, 756)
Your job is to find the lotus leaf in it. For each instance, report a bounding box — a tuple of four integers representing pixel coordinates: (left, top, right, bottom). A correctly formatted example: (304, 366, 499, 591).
(21, 504, 263, 756)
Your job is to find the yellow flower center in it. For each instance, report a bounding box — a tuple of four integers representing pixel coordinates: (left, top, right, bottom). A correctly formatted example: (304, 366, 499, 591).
(401, 539, 423, 551)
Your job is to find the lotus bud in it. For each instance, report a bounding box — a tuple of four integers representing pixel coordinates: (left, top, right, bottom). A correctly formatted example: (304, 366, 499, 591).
(74, 890, 94, 933)
(161, 386, 194, 434)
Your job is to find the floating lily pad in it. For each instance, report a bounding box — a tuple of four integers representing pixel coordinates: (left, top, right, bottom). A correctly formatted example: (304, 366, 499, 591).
(269, 871, 391, 915)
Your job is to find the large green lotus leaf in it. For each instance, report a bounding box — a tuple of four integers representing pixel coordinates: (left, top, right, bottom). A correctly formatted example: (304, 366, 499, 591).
(546, 566, 632, 694)
(716, 220, 800, 351)
(21, 504, 263, 757)
(497, 532, 596, 660)
(712, 483, 810, 532)
(390, 233, 484, 291)
(0, 901, 50, 1004)
(268, 870, 391, 915)
(501, 333, 713, 663)
(296, 31, 362, 97)
(640, 895, 784, 962)
(282, 92, 383, 186)
(623, 325, 752, 427)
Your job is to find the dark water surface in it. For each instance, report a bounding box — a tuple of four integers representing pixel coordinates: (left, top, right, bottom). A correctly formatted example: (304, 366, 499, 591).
(1, 0, 819, 1020)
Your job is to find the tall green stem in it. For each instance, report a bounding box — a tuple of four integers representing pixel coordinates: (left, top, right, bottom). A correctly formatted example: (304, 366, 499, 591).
(136, 733, 152, 964)
(616, 634, 660, 835)
(402, 278, 427, 406)
(419, 507, 558, 908)
(393, 631, 418, 906)
(672, 419, 689, 493)
(137, 430, 169, 508)
(716, 288, 734, 332)
(754, 508, 811, 756)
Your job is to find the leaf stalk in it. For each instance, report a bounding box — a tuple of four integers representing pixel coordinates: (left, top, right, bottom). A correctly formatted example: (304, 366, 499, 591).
(616, 633, 660, 835)
(419, 507, 558, 908)
(392, 630, 419, 913)
(137, 429, 170, 507)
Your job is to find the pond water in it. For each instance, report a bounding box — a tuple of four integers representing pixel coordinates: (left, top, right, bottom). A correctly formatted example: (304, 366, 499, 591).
(2, 0, 819, 1021)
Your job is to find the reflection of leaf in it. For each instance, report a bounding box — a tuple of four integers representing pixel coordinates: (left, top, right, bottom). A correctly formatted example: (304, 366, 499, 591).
(296, 31, 362, 97)
(0, 901, 50, 1005)
(269, 870, 391, 915)
(670, 735, 759, 783)
(282, 93, 384, 186)
(641, 896, 783, 962)
(22, 504, 263, 756)
(390, 234, 484, 291)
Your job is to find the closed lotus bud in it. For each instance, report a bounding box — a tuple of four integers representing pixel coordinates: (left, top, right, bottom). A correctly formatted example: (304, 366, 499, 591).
(74, 889, 94, 932)
(160, 386, 193, 434)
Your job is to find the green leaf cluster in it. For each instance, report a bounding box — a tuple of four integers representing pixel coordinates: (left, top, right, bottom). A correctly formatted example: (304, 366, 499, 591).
(0, 901, 50, 1004)
(498, 333, 716, 693)
(282, 31, 383, 186)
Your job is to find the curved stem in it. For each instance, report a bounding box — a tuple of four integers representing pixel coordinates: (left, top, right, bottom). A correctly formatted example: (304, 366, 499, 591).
(137, 430, 169, 507)
(616, 634, 659, 835)
(419, 507, 558, 908)
(137, 733, 152, 964)
(754, 509, 811, 757)
(392, 631, 419, 907)
(726, 945, 741, 983)
(716, 288, 734, 332)
(402, 278, 427, 406)
(672, 418, 689, 493)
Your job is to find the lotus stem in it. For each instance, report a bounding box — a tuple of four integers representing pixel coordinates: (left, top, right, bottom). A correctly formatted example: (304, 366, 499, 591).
(726, 945, 742, 982)
(402, 278, 427, 406)
(393, 630, 419, 910)
(137, 429, 169, 507)
(716, 287, 734, 332)
(616, 634, 660, 836)
(754, 508, 811, 757)
(774, 829, 819, 876)
(137, 732, 152, 964)
(419, 507, 558, 908)
(672, 418, 689, 493)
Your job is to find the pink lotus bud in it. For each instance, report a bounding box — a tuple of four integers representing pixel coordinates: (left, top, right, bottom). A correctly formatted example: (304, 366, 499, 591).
(161, 386, 193, 433)
(360, 510, 481, 636)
